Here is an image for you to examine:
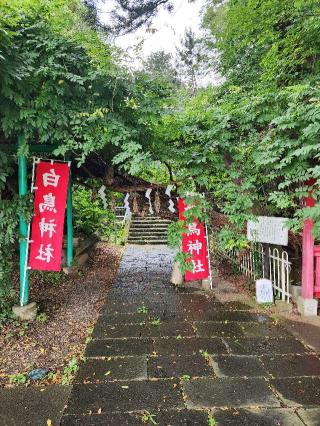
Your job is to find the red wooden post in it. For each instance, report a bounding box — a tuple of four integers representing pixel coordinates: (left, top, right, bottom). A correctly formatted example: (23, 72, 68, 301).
(314, 246, 320, 298)
(301, 179, 316, 299)
(301, 218, 315, 298)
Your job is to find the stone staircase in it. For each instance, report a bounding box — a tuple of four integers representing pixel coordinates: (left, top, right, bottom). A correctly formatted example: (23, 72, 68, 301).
(128, 216, 171, 245)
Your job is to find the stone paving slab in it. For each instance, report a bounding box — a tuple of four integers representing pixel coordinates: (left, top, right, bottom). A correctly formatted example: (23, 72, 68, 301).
(154, 337, 228, 355)
(93, 318, 196, 339)
(297, 408, 320, 426)
(148, 354, 214, 379)
(183, 377, 280, 408)
(65, 380, 184, 414)
(174, 286, 208, 294)
(103, 303, 187, 320)
(194, 321, 290, 338)
(103, 302, 152, 314)
(148, 321, 195, 338)
(97, 313, 150, 325)
(0, 385, 71, 426)
(261, 353, 320, 378)
(93, 323, 150, 339)
(212, 408, 304, 425)
(178, 293, 211, 304)
(75, 356, 148, 382)
(194, 321, 244, 337)
(210, 355, 267, 377)
(271, 377, 320, 407)
(226, 337, 309, 355)
(62, 409, 209, 426)
(85, 338, 153, 357)
(187, 310, 271, 322)
(215, 301, 254, 310)
(61, 413, 143, 426)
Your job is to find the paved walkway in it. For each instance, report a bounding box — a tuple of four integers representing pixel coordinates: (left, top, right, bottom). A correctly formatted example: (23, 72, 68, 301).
(61, 245, 320, 425)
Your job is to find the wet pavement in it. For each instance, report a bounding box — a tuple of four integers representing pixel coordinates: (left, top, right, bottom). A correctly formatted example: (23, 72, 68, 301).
(60, 245, 320, 425)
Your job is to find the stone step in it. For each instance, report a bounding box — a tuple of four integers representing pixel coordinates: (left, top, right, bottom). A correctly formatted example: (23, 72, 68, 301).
(131, 216, 171, 221)
(130, 236, 167, 240)
(131, 221, 171, 226)
(130, 223, 169, 228)
(129, 236, 167, 240)
(130, 229, 168, 235)
(129, 237, 168, 241)
(127, 240, 167, 245)
(128, 216, 171, 246)
(131, 216, 168, 220)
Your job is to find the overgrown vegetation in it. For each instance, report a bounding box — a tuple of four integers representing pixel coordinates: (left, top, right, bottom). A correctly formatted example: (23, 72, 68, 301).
(160, 0, 320, 250)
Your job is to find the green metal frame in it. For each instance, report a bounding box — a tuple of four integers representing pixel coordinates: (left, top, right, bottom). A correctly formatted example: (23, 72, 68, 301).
(18, 135, 29, 306)
(13, 139, 74, 306)
(67, 168, 73, 267)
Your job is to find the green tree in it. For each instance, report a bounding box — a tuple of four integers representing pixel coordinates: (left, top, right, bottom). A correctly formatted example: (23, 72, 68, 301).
(143, 50, 180, 87)
(0, 0, 175, 301)
(176, 28, 205, 94)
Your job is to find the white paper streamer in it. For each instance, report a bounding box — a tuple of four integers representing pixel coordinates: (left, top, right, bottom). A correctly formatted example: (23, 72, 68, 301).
(124, 192, 131, 216)
(98, 185, 107, 210)
(168, 199, 175, 213)
(165, 184, 176, 213)
(145, 188, 154, 215)
(165, 184, 173, 197)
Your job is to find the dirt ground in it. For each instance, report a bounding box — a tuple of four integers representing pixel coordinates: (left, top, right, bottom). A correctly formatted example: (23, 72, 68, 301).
(0, 243, 123, 386)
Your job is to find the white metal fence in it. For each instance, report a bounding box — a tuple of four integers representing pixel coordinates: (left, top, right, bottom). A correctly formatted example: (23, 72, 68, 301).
(227, 243, 292, 302)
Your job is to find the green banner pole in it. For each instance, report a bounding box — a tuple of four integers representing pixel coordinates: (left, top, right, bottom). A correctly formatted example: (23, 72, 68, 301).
(18, 135, 29, 306)
(66, 166, 73, 267)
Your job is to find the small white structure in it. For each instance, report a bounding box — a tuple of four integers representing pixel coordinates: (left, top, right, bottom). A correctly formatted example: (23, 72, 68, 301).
(256, 278, 274, 304)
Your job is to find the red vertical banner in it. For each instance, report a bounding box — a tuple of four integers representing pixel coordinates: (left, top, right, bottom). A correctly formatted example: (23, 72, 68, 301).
(29, 161, 70, 271)
(178, 198, 209, 281)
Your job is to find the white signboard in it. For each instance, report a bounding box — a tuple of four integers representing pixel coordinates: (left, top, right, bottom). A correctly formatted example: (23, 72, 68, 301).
(256, 279, 274, 304)
(247, 216, 288, 246)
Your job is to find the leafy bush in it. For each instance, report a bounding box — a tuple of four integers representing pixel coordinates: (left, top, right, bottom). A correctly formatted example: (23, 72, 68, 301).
(73, 187, 120, 238)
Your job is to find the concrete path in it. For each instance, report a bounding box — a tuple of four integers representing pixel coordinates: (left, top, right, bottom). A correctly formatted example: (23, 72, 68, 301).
(60, 245, 320, 425)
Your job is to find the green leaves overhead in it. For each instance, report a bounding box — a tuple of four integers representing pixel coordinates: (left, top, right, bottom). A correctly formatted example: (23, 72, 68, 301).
(155, 0, 320, 247)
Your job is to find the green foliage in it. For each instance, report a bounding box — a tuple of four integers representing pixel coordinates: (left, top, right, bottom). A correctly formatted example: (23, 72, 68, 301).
(153, 0, 320, 251)
(199, 349, 210, 362)
(181, 374, 191, 381)
(73, 187, 109, 235)
(30, 270, 65, 285)
(143, 50, 180, 88)
(36, 313, 49, 323)
(208, 413, 216, 426)
(9, 372, 28, 385)
(150, 317, 161, 326)
(141, 411, 158, 425)
(176, 28, 206, 94)
(0, 194, 31, 307)
(167, 220, 185, 248)
(137, 303, 149, 314)
(61, 356, 79, 385)
(0, 299, 17, 327)
(203, 0, 320, 87)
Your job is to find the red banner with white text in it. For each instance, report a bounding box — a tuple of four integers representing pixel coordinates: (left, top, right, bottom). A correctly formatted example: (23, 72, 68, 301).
(178, 198, 209, 281)
(29, 161, 70, 271)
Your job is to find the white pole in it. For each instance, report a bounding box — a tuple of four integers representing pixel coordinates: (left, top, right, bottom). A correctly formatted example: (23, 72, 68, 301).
(20, 157, 37, 306)
(202, 192, 213, 289)
(205, 218, 213, 289)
